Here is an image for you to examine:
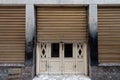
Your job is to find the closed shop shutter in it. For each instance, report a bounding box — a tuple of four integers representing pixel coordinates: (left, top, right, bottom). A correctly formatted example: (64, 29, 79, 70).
(36, 7, 87, 43)
(98, 7, 120, 63)
(0, 6, 25, 64)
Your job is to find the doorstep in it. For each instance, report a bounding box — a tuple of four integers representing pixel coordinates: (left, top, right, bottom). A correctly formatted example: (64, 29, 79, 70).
(33, 75, 91, 80)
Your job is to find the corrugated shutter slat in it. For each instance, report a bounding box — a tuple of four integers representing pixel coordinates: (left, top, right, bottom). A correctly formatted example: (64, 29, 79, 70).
(98, 7, 120, 63)
(0, 6, 25, 64)
(37, 7, 87, 42)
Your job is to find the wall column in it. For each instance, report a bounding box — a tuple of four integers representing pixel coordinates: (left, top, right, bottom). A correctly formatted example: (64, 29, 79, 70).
(25, 4, 36, 66)
(88, 4, 98, 66)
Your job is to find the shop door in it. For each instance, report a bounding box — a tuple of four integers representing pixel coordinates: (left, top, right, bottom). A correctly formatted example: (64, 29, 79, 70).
(36, 6, 88, 75)
(36, 42, 87, 75)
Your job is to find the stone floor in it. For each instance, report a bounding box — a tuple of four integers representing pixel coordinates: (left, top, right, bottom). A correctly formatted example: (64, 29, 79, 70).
(33, 75, 91, 80)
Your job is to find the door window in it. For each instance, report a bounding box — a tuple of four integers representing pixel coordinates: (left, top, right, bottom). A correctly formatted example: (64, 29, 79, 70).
(51, 43, 59, 57)
(64, 43, 73, 58)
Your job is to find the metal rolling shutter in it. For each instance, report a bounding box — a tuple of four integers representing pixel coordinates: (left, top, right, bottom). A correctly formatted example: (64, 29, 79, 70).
(98, 7, 120, 63)
(0, 6, 25, 64)
(37, 7, 87, 42)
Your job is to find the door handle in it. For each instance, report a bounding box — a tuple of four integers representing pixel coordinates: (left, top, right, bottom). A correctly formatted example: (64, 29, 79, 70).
(46, 64, 50, 68)
(62, 43, 64, 51)
(74, 65, 76, 68)
(60, 41, 64, 51)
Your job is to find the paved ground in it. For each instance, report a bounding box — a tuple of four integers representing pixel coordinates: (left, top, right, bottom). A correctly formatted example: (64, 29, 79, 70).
(33, 75, 91, 80)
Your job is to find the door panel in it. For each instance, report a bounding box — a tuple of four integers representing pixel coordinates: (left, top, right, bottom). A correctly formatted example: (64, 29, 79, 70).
(63, 60, 75, 74)
(49, 43, 62, 74)
(75, 43, 87, 75)
(36, 43, 49, 74)
(39, 60, 47, 73)
(49, 60, 61, 74)
(76, 61, 84, 74)
(63, 43, 75, 74)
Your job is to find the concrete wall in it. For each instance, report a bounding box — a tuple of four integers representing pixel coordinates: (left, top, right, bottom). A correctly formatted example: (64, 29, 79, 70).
(90, 66, 120, 80)
(0, 67, 33, 80)
(0, 0, 120, 80)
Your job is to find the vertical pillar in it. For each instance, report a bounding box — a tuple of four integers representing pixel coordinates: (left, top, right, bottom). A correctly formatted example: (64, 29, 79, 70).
(88, 4, 98, 66)
(25, 4, 36, 66)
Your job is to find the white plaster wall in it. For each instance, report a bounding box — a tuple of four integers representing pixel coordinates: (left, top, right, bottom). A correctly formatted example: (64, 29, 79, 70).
(0, 0, 120, 5)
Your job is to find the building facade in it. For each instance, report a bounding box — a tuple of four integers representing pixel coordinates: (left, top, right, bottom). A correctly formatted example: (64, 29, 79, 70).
(0, 0, 120, 80)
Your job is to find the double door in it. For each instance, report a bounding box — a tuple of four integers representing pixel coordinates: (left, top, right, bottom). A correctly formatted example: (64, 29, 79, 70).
(36, 42, 87, 75)
(50, 43, 75, 74)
